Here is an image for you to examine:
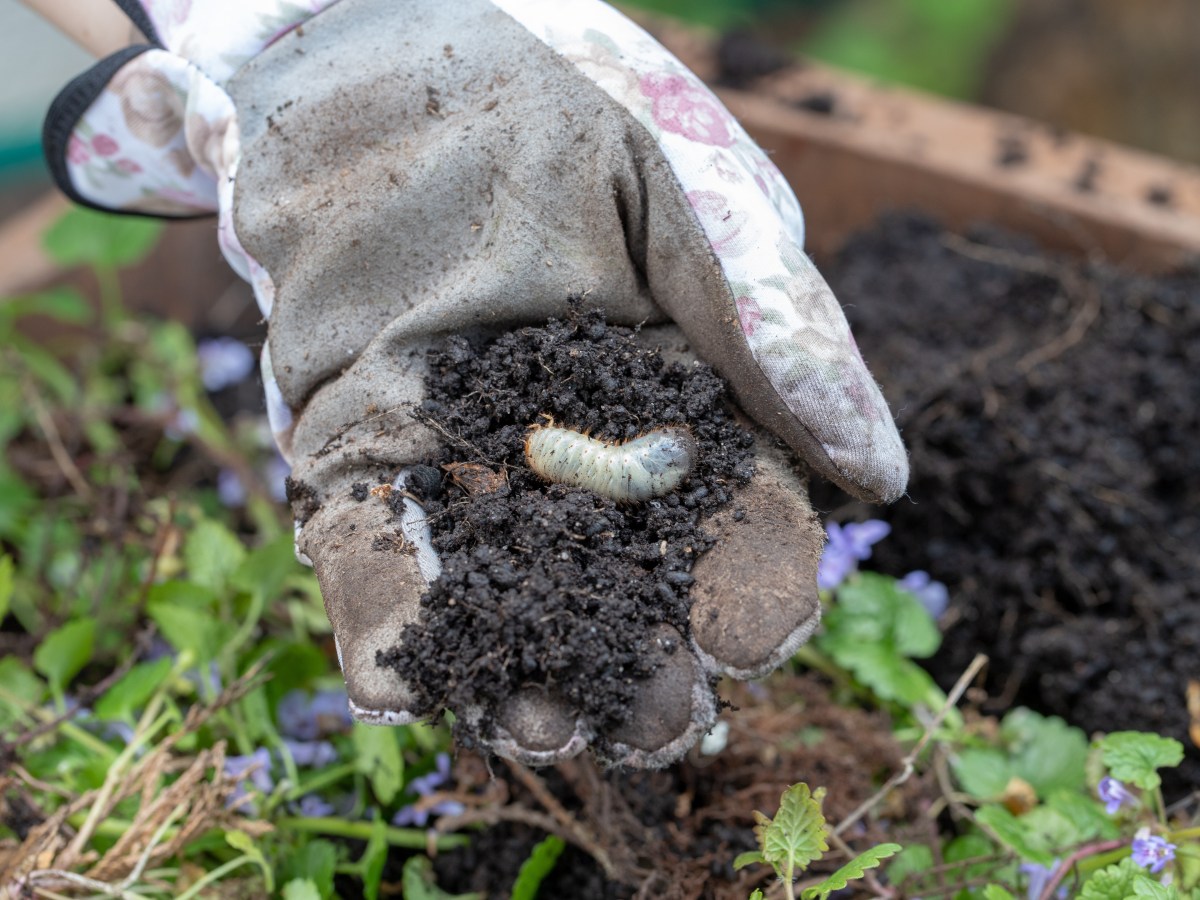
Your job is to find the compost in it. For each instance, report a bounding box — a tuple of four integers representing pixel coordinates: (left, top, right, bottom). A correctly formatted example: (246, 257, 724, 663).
(814, 213, 1200, 786)
(377, 310, 755, 746)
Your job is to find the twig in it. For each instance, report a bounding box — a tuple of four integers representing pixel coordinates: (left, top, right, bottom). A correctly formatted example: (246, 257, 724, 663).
(19, 374, 92, 500)
(833, 654, 988, 838)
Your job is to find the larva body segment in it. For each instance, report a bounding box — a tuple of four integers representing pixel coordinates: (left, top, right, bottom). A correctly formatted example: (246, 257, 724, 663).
(523, 424, 697, 503)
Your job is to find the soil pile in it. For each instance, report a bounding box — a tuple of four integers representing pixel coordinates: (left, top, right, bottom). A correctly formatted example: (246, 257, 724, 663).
(817, 213, 1200, 783)
(378, 311, 754, 745)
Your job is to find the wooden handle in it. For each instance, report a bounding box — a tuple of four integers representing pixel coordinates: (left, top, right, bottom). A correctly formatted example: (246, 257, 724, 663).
(16, 0, 142, 57)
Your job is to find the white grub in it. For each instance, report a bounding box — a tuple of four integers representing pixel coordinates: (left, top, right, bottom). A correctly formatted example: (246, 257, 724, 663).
(523, 421, 697, 503)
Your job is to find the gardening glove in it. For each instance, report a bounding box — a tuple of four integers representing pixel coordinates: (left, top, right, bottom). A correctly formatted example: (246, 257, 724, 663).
(44, 0, 908, 768)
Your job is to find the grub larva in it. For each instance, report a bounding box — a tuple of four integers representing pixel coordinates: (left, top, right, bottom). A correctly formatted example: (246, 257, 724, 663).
(523, 421, 697, 503)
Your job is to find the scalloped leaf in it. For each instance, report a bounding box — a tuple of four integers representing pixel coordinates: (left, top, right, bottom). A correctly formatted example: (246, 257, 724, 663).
(1099, 732, 1185, 791)
(1080, 858, 1171, 900)
(983, 887, 1017, 900)
(753, 783, 830, 878)
(800, 843, 901, 899)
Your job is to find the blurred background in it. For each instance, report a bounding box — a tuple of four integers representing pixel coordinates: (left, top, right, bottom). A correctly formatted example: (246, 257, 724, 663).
(4, 0, 1199, 203)
(0, 0, 1196, 324)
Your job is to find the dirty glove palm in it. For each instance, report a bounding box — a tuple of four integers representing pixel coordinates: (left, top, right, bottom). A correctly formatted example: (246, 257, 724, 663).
(46, 0, 907, 767)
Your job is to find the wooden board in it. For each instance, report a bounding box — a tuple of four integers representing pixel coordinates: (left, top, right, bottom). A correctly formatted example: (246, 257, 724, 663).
(651, 22, 1200, 272)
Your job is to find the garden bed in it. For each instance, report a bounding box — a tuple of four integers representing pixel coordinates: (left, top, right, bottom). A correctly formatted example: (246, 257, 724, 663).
(813, 212, 1200, 792)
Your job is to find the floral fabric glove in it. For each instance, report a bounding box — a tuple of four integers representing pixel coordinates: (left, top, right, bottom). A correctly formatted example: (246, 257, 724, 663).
(45, 0, 908, 767)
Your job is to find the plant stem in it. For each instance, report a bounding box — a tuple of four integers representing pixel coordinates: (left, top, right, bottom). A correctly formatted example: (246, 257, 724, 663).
(276, 815, 469, 850)
(283, 761, 358, 802)
(95, 264, 123, 327)
(174, 854, 256, 900)
(1037, 838, 1127, 900)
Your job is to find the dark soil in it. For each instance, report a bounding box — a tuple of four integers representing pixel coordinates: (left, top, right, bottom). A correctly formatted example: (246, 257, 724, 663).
(815, 213, 1200, 789)
(377, 311, 755, 747)
(431, 673, 931, 900)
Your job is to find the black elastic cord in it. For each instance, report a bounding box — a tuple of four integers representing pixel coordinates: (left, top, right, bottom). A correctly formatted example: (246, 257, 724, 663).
(42, 46, 213, 220)
(112, 0, 162, 46)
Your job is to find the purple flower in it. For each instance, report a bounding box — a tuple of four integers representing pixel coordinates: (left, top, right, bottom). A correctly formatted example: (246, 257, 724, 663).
(391, 753, 464, 827)
(165, 407, 199, 441)
(898, 570, 949, 620)
(1097, 776, 1137, 815)
(277, 689, 353, 740)
(197, 337, 255, 392)
(217, 468, 247, 507)
(1019, 860, 1065, 900)
(1131, 831, 1176, 874)
(224, 747, 274, 810)
(817, 519, 891, 590)
(282, 739, 338, 768)
(391, 798, 465, 828)
(297, 793, 336, 818)
(407, 753, 452, 796)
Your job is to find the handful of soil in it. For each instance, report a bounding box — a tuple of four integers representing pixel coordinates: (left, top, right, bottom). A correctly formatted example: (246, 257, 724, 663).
(377, 311, 754, 745)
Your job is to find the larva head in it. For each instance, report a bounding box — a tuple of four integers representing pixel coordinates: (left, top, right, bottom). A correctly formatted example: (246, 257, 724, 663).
(639, 427, 698, 479)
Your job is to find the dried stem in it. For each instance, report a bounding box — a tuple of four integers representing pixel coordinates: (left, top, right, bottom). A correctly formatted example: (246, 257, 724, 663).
(833, 654, 988, 838)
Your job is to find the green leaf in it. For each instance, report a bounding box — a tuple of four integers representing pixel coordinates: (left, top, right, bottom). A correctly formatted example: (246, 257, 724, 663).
(401, 855, 481, 900)
(983, 887, 1017, 900)
(94, 657, 172, 723)
(754, 783, 830, 879)
(33, 617, 96, 697)
(352, 724, 404, 805)
(953, 709, 1089, 801)
(800, 843, 901, 899)
(360, 816, 388, 900)
(822, 641, 942, 705)
(43, 206, 162, 269)
(0, 554, 13, 621)
(733, 851, 766, 871)
(882, 844, 933, 891)
(1079, 858, 1162, 900)
(13, 338, 79, 404)
(0, 287, 91, 327)
(147, 583, 226, 665)
(279, 839, 338, 900)
(749, 892, 764, 900)
(1002, 708, 1088, 796)
(511, 835, 566, 900)
(281, 880, 322, 900)
(184, 519, 246, 592)
(0, 657, 46, 727)
(951, 747, 1011, 799)
(974, 805, 1054, 867)
(1132, 879, 1181, 899)
(231, 533, 300, 600)
(825, 572, 941, 658)
(1099, 732, 1185, 791)
(819, 573, 945, 704)
(1044, 790, 1119, 843)
(225, 829, 274, 893)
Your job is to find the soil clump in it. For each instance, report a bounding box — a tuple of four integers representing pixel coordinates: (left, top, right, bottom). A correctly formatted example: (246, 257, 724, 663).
(377, 311, 754, 747)
(815, 213, 1200, 787)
